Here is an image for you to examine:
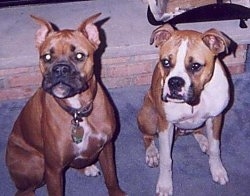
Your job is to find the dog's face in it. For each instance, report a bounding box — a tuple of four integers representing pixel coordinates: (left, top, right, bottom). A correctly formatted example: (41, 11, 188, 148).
(31, 13, 101, 99)
(150, 25, 230, 106)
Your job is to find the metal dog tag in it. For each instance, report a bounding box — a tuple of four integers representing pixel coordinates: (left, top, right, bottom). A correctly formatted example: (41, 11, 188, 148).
(71, 119, 84, 144)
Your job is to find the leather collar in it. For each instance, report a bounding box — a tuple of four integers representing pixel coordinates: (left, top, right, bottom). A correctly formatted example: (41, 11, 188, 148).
(61, 101, 93, 121)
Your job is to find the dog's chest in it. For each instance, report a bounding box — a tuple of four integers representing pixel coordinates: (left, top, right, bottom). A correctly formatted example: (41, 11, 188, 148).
(164, 103, 209, 129)
(73, 118, 107, 159)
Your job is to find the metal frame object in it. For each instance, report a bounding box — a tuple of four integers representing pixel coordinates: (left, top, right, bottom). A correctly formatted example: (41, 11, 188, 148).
(147, 1, 250, 28)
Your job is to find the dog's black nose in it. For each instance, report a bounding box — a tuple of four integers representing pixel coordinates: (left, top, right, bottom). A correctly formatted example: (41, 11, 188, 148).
(168, 76, 185, 90)
(52, 64, 71, 77)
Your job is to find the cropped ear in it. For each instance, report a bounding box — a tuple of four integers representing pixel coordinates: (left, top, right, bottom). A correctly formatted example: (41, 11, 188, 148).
(78, 13, 101, 49)
(31, 15, 54, 48)
(150, 24, 174, 47)
(202, 29, 231, 55)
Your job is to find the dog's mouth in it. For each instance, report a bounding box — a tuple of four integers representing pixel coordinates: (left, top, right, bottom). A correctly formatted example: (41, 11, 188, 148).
(163, 85, 199, 106)
(165, 92, 185, 103)
(51, 82, 74, 99)
(163, 84, 186, 103)
(43, 80, 88, 99)
(42, 75, 88, 99)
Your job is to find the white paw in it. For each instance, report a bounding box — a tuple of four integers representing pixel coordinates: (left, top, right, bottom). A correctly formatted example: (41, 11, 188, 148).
(83, 164, 101, 177)
(146, 143, 159, 167)
(156, 181, 173, 196)
(193, 133, 209, 153)
(210, 159, 229, 185)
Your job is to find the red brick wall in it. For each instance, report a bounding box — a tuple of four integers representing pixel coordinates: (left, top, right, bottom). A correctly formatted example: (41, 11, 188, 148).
(223, 44, 247, 74)
(0, 44, 247, 101)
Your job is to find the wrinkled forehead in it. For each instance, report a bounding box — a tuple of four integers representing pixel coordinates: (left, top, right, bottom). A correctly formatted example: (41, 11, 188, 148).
(39, 30, 92, 54)
(160, 32, 211, 63)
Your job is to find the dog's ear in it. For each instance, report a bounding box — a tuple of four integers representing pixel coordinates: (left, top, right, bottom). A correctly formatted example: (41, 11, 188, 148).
(78, 13, 101, 49)
(202, 29, 231, 55)
(31, 15, 54, 48)
(150, 24, 174, 47)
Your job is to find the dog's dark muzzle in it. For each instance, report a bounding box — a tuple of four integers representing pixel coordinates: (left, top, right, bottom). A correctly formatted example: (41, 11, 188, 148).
(161, 77, 200, 106)
(162, 76, 185, 102)
(168, 76, 185, 99)
(42, 64, 88, 99)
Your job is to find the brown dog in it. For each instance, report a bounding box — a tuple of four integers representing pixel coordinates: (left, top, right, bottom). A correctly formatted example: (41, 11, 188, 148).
(137, 24, 231, 195)
(6, 13, 126, 196)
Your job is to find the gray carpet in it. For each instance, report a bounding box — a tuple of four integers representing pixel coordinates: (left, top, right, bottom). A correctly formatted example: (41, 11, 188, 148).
(0, 49, 250, 196)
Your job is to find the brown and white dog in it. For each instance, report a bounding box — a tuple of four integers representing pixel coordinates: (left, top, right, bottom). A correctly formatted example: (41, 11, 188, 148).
(6, 13, 126, 196)
(137, 24, 231, 195)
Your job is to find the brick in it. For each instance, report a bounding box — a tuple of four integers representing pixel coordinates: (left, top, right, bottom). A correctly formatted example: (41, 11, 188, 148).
(127, 62, 154, 75)
(0, 66, 36, 77)
(227, 63, 245, 74)
(0, 87, 36, 101)
(0, 78, 5, 89)
(104, 76, 134, 88)
(134, 74, 152, 86)
(102, 56, 131, 65)
(8, 73, 42, 88)
(133, 53, 158, 62)
(223, 44, 247, 65)
(102, 64, 129, 78)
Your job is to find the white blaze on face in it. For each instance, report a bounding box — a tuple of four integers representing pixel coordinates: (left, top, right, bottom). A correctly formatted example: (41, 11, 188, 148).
(162, 39, 191, 99)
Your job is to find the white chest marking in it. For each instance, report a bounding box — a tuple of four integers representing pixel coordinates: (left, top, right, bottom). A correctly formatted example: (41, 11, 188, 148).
(75, 118, 92, 153)
(67, 95, 81, 109)
(74, 118, 107, 158)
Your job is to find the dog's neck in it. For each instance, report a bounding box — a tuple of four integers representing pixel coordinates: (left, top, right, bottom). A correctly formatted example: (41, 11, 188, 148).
(59, 99, 93, 120)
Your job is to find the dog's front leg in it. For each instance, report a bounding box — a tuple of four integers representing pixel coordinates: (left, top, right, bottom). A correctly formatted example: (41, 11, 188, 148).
(156, 123, 174, 196)
(99, 142, 126, 196)
(45, 166, 64, 196)
(206, 115, 229, 185)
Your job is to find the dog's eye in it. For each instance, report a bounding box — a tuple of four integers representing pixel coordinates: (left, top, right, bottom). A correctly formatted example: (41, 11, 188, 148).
(161, 59, 171, 68)
(191, 63, 203, 72)
(42, 54, 52, 63)
(75, 52, 86, 61)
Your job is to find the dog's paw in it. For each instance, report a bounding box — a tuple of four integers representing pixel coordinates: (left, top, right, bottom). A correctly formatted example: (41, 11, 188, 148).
(156, 182, 173, 196)
(193, 133, 209, 153)
(209, 159, 229, 185)
(146, 143, 159, 167)
(83, 164, 101, 177)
